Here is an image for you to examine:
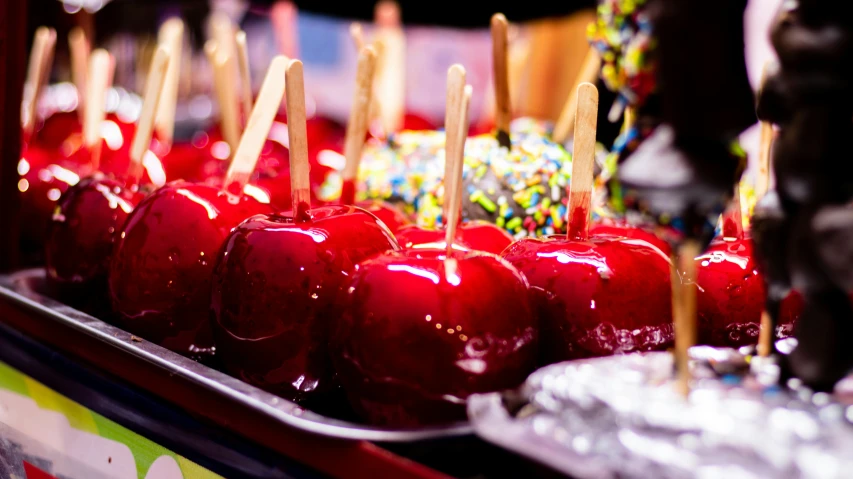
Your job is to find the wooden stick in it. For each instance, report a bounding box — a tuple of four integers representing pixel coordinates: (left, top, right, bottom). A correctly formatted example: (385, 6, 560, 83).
(756, 61, 777, 358)
(39, 28, 56, 106)
(350, 23, 365, 51)
(566, 82, 599, 241)
(155, 18, 184, 148)
(755, 61, 776, 203)
(672, 240, 700, 398)
(445, 85, 472, 256)
(235, 30, 254, 126)
(491, 14, 511, 149)
(340, 46, 378, 205)
(756, 122, 774, 202)
(552, 48, 601, 144)
(21, 27, 55, 138)
(721, 183, 744, 239)
(206, 40, 241, 156)
(68, 27, 89, 124)
(224, 55, 289, 194)
(286, 59, 312, 222)
(373, 0, 405, 134)
(127, 47, 170, 186)
(443, 65, 467, 224)
(84, 49, 114, 171)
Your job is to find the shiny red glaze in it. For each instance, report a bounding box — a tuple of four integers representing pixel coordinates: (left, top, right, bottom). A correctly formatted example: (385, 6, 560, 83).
(210, 205, 399, 402)
(332, 248, 538, 426)
(18, 143, 88, 259)
(401, 112, 436, 131)
(395, 221, 513, 255)
(589, 222, 671, 256)
(355, 200, 410, 233)
(109, 181, 272, 359)
(502, 233, 674, 363)
(695, 236, 763, 347)
(696, 236, 800, 346)
(45, 174, 145, 308)
(29, 111, 81, 150)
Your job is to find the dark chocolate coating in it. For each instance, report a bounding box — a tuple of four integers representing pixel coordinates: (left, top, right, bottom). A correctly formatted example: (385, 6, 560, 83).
(753, 0, 853, 390)
(615, 0, 753, 247)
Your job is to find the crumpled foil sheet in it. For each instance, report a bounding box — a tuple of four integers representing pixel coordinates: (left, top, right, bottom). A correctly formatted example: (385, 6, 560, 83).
(468, 343, 853, 479)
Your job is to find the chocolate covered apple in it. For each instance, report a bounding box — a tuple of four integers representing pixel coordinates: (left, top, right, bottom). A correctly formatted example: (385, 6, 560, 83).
(45, 46, 171, 313)
(332, 74, 537, 425)
(210, 56, 398, 401)
(108, 56, 292, 359)
(502, 83, 673, 363)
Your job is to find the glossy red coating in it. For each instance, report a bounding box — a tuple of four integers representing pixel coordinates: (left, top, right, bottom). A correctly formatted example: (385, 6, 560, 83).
(210, 205, 398, 402)
(502, 233, 674, 364)
(395, 221, 513, 255)
(109, 181, 272, 359)
(695, 235, 801, 346)
(333, 248, 537, 426)
(44, 174, 145, 311)
(695, 236, 763, 346)
(355, 200, 410, 233)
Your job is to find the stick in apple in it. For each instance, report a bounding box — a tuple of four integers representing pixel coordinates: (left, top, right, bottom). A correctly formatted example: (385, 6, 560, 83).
(69, 27, 89, 124)
(205, 40, 241, 156)
(154, 18, 184, 148)
(491, 14, 512, 149)
(223, 55, 289, 196)
(755, 63, 777, 358)
(127, 46, 171, 186)
(672, 240, 700, 397)
(721, 184, 744, 239)
(340, 46, 378, 205)
(235, 30, 254, 126)
(285, 59, 312, 222)
(21, 27, 56, 139)
(566, 82, 599, 241)
(84, 49, 114, 172)
(443, 64, 466, 227)
(445, 84, 472, 257)
(552, 48, 602, 145)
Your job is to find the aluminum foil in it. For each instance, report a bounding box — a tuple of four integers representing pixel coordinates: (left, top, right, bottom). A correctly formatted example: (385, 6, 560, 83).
(468, 343, 853, 479)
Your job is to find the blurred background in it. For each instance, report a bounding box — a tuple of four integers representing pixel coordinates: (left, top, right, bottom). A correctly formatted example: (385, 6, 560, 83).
(24, 0, 783, 161)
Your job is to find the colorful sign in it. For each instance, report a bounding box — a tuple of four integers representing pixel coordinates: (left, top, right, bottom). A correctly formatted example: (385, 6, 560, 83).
(0, 361, 222, 479)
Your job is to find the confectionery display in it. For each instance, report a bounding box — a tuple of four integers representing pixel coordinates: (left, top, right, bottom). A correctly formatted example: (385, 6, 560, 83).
(8, 1, 853, 476)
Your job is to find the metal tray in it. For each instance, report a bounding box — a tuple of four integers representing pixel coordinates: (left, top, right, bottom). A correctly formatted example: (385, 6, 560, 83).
(0, 269, 472, 442)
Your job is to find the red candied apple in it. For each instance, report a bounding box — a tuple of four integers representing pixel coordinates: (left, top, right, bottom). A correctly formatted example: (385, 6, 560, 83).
(109, 181, 270, 358)
(46, 46, 171, 312)
(211, 205, 398, 401)
(395, 221, 512, 254)
(45, 174, 144, 310)
(502, 82, 674, 363)
(332, 247, 538, 426)
(695, 235, 764, 347)
(503, 232, 674, 362)
(590, 221, 671, 255)
(109, 55, 291, 359)
(211, 57, 399, 401)
(331, 65, 537, 426)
